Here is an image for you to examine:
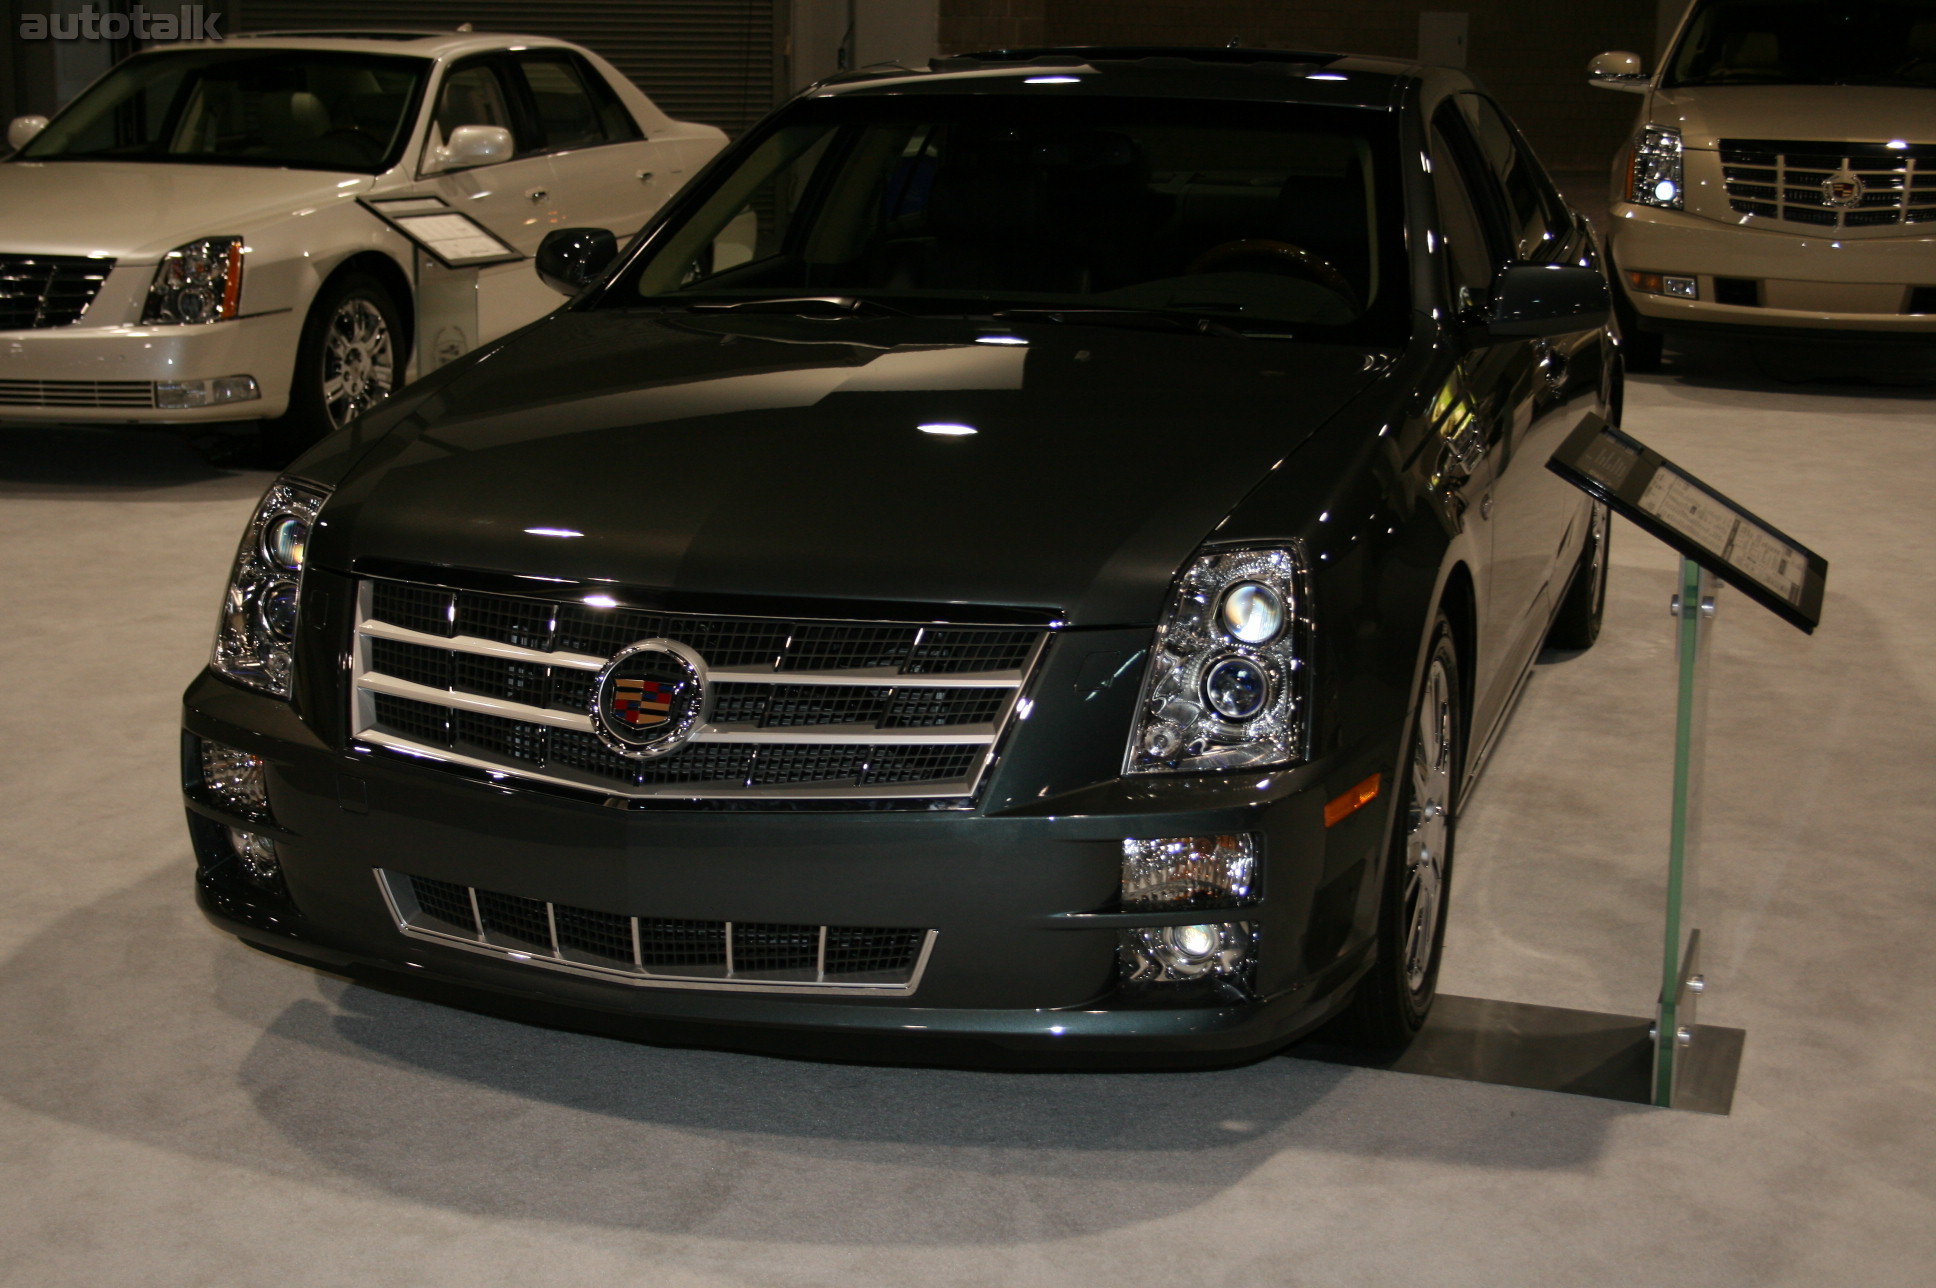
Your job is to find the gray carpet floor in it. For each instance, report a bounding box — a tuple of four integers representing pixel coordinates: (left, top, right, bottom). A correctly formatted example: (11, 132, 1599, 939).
(3, 344, 1932, 1284)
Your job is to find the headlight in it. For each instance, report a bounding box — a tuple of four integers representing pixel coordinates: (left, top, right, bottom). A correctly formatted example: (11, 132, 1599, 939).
(1126, 546, 1310, 774)
(144, 236, 244, 324)
(1626, 126, 1683, 209)
(212, 479, 327, 697)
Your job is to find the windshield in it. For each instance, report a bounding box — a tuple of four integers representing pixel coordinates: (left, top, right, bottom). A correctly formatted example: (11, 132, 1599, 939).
(601, 96, 1408, 338)
(17, 48, 429, 172)
(1666, 0, 1936, 87)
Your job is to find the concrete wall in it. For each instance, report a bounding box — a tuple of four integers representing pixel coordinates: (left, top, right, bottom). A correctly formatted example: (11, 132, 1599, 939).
(790, 0, 941, 91)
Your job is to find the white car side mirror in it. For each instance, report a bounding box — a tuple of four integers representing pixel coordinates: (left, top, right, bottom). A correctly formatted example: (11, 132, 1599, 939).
(1588, 51, 1649, 93)
(8, 115, 49, 150)
(428, 123, 513, 173)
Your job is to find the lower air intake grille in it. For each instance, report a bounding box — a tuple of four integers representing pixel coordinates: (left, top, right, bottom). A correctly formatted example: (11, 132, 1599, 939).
(380, 870, 934, 995)
(0, 378, 155, 408)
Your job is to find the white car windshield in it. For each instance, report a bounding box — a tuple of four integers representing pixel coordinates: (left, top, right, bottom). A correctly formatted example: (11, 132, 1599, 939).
(1666, 0, 1936, 88)
(16, 48, 429, 172)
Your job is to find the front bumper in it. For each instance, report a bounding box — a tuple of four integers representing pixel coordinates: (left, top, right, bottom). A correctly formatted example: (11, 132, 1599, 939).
(182, 666, 1393, 1067)
(0, 308, 301, 423)
(1606, 200, 1936, 336)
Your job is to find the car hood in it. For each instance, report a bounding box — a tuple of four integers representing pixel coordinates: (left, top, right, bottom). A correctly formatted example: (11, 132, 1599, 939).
(0, 160, 370, 260)
(1652, 84, 1936, 149)
(326, 311, 1383, 626)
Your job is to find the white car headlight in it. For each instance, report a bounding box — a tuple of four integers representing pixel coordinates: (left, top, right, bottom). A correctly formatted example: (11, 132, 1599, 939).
(1627, 126, 1684, 209)
(1126, 546, 1310, 774)
(212, 479, 327, 697)
(144, 236, 245, 324)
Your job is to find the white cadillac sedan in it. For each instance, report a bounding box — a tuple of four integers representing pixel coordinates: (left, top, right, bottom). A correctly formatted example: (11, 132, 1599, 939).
(0, 29, 726, 458)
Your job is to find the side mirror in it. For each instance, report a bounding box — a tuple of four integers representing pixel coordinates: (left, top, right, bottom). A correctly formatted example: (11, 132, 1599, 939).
(1481, 264, 1609, 338)
(428, 123, 512, 172)
(537, 227, 619, 295)
(7, 115, 49, 150)
(1587, 51, 1649, 93)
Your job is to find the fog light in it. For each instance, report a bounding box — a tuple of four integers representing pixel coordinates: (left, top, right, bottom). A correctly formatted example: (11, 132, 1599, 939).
(1626, 271, 1698, 300)
(1119, 921, 1254, 984)
(200, 740, 269, 821)
(155, 374, 260, 408)
(1121, 834, 1258, 910)
(227, 827, 280, 882)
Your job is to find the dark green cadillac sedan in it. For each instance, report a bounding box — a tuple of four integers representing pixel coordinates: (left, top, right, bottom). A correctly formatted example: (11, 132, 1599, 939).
(182, 47, 1616, 1066)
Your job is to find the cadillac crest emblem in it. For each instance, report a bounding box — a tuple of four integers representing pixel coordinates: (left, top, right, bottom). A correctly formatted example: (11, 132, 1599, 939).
(590, 638, 709, 759)
(1823, 170, 1864, 209)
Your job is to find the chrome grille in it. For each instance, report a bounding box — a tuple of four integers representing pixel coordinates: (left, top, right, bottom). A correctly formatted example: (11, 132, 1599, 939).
(379, 863, 937, 991)
(0, 254, 114, 329)
(0, 378, 155, 408)
(351, 578, 1048, 802)
(1721, 139, 1936, 229)
(377, 869, 935, 995)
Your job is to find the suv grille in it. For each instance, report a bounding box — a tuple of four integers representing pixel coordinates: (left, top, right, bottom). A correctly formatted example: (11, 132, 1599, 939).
(1720, 139, 1936, 229)
(0, 254, 114, 329)
(351, 578, 1048, 803)
(377, 869, 935, 995)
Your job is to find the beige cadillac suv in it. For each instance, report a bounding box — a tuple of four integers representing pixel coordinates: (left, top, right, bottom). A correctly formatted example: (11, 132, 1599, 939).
(1589, 0, 1936, 368)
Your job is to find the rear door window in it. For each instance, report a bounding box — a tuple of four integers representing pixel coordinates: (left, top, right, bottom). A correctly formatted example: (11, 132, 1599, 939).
(514, 52, 642, 151)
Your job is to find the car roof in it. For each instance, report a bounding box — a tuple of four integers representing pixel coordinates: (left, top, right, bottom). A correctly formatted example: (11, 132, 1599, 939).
(168, 29, 580, 60)
(812, 46, 1431, 110)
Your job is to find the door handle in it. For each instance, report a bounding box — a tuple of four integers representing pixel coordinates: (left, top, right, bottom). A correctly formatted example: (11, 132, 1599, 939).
(1536, 340, 1568, 390)
(526, 187, 549, 204)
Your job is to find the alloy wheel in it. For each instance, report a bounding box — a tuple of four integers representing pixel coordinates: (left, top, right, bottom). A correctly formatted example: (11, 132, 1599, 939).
(320, 297, 394, 429)
(1402, 653, 1455, 995)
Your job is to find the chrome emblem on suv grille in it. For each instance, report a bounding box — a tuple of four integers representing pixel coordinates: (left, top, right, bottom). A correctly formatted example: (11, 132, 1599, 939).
(1823, 170, 1864, 208)
(591, 639, 709, 758)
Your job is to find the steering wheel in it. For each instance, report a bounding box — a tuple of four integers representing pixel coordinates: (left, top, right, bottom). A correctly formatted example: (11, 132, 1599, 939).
(1186, 238, 1358, 304)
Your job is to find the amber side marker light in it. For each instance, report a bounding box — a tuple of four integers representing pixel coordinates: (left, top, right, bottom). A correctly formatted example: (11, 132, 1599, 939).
(1323, 773, 1381, 828)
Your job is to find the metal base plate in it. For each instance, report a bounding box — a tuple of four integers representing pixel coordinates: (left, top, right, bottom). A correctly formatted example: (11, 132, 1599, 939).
(1293, 994, 1743, 1113)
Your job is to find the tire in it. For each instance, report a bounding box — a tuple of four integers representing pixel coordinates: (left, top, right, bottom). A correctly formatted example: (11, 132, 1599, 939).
(260, 272, 405, 467)
(1546, 500, 1611, 650)
(1340, 614, 1462, 1048)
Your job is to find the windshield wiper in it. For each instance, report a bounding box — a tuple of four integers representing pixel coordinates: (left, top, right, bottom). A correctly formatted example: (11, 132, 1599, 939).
(992, 307, 1259, 339)
(683, 295, 913, 317)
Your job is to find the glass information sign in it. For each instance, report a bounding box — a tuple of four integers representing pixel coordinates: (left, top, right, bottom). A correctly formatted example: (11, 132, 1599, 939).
(1548, 415, 1826, 633)
(360, 197, 521, 269)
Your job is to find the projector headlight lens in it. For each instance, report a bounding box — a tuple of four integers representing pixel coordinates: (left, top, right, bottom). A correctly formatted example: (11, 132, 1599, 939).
(261, 513, 308, 573)
(212, 479, 327, 698)
(1203, 656, 1271, 720)
(1219, 581, 1284, 644)
(1127, 545, 1308, 774)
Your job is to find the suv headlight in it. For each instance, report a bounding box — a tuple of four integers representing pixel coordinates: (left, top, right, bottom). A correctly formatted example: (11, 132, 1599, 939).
(212, 479, 327, 697)
(1126, 546, 1310, 774)
(1626, 126, 1684, 209)
(144, 236, 244, 324)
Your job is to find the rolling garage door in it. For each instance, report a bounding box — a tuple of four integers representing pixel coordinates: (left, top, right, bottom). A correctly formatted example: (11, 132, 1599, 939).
(232, 1, 785, 137)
